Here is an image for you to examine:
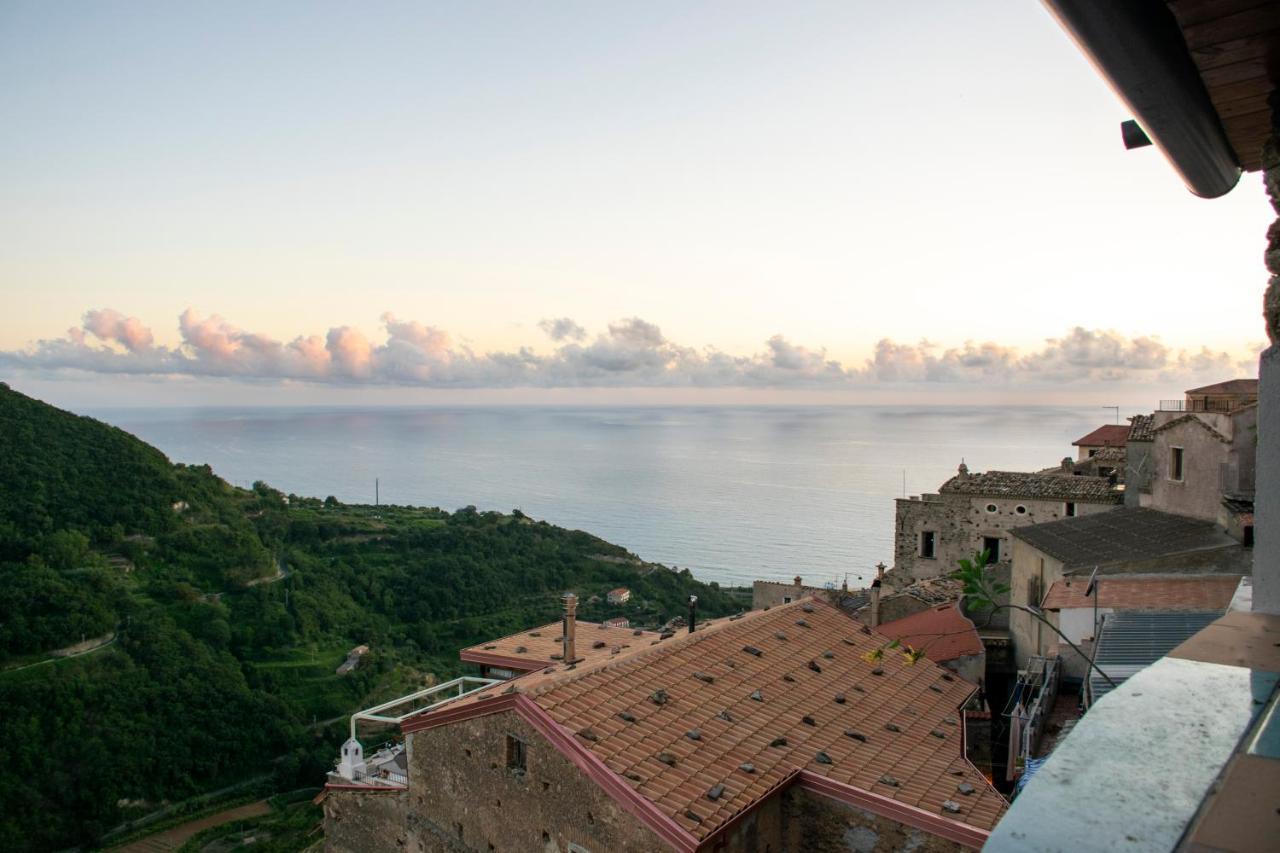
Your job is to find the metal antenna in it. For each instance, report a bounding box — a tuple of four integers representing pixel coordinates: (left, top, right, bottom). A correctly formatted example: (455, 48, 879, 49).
(1101, 406, 1119, 424)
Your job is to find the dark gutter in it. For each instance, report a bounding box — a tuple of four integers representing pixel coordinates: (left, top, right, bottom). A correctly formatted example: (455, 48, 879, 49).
(1042, 0, 1242, 198)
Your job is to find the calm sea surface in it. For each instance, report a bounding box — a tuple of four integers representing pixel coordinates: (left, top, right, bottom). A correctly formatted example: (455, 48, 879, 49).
(91, 405, 1112, 588)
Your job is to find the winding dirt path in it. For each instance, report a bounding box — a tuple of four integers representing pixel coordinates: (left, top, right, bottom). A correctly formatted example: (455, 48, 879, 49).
(112, 800, 271, 852)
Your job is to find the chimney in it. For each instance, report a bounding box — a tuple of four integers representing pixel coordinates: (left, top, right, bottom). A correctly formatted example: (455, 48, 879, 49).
(562, 593, 579, 663)
(1061, 456, 1074, 472)
(688, 595, 698, 633)
(794, 575, 803, 593)
(869, 562, 886, 629)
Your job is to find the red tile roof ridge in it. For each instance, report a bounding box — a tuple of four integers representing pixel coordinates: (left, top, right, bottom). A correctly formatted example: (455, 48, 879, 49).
(516, 603, 805, 699)
(528, 597, 1007, 838)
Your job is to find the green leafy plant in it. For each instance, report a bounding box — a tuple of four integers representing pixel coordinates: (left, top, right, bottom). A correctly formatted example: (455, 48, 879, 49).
(951, 549, 1115, 687)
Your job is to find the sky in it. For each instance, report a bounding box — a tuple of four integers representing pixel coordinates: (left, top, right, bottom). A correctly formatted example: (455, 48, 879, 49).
(0, 1, 1272, 407)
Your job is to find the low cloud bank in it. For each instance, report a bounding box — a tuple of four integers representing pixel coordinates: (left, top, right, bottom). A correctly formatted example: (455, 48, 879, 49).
(1, 309, 1257, 389)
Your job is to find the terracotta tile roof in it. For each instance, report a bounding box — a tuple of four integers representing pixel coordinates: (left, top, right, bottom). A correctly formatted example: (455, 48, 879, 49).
(459, 620, 660, 671)
(1072, 424, 1130, 448)
(1186, 379, 1258, 396)
(1041, 575, 1241, 612)
(491, 600, 1008, 841)
(876, 603, 984, 663)
(1127, 414, 1155, 442)
(939, 470, 1120, 502)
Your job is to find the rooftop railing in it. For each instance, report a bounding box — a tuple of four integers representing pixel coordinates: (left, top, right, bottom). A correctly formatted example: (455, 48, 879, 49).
(1158, 398, 1254, 413)
(348, 675, 500, 741)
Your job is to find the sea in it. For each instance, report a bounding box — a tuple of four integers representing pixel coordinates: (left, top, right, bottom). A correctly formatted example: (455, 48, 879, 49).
(91, 405, 1114, 589)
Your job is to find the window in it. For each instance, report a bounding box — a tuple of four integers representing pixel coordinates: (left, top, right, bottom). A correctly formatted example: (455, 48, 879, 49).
(1088, 448, 1098, 458)
(782, 596, 792, 604)
(1170, 447, 1185, 481)
(920, 530, 937, 559)
(1015, 505, 1027, 515)
(1244, 525, 1254, 548)
(985, 503, 998, 514)
(982, 536, 1001, 563)
(1065, 501, 1077, 517)
(505, 735, 526, 773)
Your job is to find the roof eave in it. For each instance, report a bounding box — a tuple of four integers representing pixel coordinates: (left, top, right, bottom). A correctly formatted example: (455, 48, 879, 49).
(1042, 0, 1242, 198)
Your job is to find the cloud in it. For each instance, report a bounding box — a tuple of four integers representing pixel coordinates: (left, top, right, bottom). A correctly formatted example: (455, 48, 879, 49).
(0, 309, 1259, 391)
(82, 309, 154, 352)
(538, 317, 587, 342)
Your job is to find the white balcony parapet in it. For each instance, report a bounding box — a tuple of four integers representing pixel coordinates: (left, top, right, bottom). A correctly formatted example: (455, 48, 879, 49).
(348, 675, 500, 742)
(332, 676, 500, 785)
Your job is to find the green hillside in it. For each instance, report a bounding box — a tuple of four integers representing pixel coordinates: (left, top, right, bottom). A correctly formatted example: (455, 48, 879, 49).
(0, 385, 742, 850)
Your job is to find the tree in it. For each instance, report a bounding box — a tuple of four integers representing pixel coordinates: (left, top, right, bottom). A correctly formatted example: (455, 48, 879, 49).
(951, 550, 1116, 687)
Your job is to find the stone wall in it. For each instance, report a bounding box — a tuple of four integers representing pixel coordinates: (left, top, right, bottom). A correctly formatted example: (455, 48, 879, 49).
(787, 788, 973, 852)
(324, 790, 426, 853)
(1148, 412, 1249, 521)
(753, 579, 838, 610)
(405, 709, 663, 853)
(1124, 441, 1153, 507)
(894, 492, 1114, 584)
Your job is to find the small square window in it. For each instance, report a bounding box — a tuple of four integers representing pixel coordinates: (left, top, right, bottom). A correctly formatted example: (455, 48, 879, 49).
(782, 596, 792, 604)
(505, 735, 526, 773)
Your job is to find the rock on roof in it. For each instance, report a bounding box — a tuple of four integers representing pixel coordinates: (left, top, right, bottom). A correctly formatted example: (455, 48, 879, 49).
(1185, 379, 1258, 396)
(1041, 575, 1241, 612)
(411, 600, 1006, 843)
(1010, 508, 1238, 570)
(1127, 414, 1155, 442)
(876, 602, 984, 663)
(1072, 425, 1130, 448)
(459, 620, 660, 671)
(939, 470, 1120, 503)
(890, 576, 966, 606)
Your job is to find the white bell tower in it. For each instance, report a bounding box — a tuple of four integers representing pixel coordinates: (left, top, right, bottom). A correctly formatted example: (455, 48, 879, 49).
(337, 737, 366, 780)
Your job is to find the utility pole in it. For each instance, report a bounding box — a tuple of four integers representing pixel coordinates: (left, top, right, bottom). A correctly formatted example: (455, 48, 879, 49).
(375, 478, 379, 506)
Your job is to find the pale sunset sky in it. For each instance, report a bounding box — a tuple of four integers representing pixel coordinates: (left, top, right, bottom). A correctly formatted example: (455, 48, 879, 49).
(0, 1, 1272, 406)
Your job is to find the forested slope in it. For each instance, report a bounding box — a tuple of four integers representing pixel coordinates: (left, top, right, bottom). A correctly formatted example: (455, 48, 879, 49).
(0, 385, 741, 849)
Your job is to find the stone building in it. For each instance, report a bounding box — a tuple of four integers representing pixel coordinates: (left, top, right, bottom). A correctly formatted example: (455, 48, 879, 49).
(1123, 381, 1259, 521)
(1183, 379, 1258, 413)
(893, 464, 1121, 583)
(323, 598, 1006, 852)
(751, 575, 835, 609)
(1005, 507, 1251, 670)
(1147, 402, 1257, 523)
(1071, 424, 1129, 461)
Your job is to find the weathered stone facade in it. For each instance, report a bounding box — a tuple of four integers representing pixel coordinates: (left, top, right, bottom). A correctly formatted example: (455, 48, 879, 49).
(788, 789, 971, 853)
(324, 720, 986, 852)
(893, 477, 1118, 583)
(1148, 407, 1257, 522)
(408, 710, 662, 853)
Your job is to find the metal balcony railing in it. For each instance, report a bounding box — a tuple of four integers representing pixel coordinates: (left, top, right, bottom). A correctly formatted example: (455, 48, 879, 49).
(1158, 398, 1252, 413)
